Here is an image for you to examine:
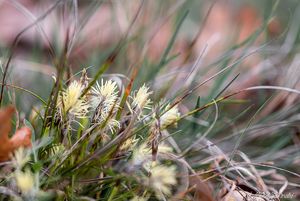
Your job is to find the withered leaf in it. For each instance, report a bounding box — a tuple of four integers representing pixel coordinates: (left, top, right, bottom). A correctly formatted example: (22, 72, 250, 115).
(0, 106, 32, 162)
(190, 175, 215, 201)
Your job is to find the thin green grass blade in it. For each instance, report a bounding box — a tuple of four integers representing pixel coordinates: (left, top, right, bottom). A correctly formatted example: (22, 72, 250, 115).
(0, 83, 47, 105)
(146, 10, 189, 81)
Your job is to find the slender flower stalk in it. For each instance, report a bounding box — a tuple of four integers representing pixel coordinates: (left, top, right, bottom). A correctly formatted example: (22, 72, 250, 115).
(147, 104, 180, 161)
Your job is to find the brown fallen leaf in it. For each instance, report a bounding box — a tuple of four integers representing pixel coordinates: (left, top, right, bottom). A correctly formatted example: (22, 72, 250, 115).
(0, 106, 32, 162)
(189, 175, 215, 201)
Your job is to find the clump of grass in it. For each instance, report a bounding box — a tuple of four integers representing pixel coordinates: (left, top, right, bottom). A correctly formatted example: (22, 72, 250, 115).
(1, 0, 300, 201)
(1, 68, 188, 200)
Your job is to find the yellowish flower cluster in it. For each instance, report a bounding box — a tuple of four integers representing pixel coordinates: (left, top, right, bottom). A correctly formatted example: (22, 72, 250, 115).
(160, 104, 180, 129)
(130, 195, 149, 201)
(90, 79, 119, 110)
(131, 84, 152, 110)
(148, 164, 177, 199)
(55, 71, 157, 134)
(130, 143, 177, 200)
(57, 80, 89, 118)
(11, 148, 36, 195)
(90, 79, 120, 132)
(11, 147, 30, 169)
(131, 142, 172, 167)
(15, 169, 35, 194)
(25, 69, 183, 200)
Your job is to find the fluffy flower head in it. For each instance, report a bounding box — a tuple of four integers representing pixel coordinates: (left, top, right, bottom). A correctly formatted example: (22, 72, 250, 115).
(131, 195, 149, 201)
(57, 81, 89, 117)
(160, 104, 180, 129)
(11, 147, 30, 169)
(90, 79, 120, 132)
(91, 79, 119, 109)
(148, 165, 177, 199)
(131, 143, 172, 166)
(131, 84, 152, 110)
(15, 169, 34, 194)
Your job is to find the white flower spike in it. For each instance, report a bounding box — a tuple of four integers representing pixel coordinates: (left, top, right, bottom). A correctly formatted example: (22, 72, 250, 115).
(57, 80, 89, 118)
(131, 84, 152, 110)
(160, 104, 180, 129)
(15, 169, 35, 194)
(148, 164, 177, 199)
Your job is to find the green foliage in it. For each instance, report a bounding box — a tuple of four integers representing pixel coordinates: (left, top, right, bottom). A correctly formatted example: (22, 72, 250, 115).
(1, 0, 300, 200)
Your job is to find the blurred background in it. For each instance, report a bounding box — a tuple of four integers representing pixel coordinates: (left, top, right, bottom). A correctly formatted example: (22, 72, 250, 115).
(1, 0, 300, 197)
(0, 0, 297, 111)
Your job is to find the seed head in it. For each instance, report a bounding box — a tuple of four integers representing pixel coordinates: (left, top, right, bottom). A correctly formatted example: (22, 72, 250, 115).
(131, 143, 172, 166)
(148, 164, 177, 199)
(131, 84, 152, 110)
(160, 104, 180, 129)
(91, 79, 119, 109)
(131, 195, 149, 201)
(11, 147, 30, 169)
(90, 79, 120, 132)
(15, 169, 35, 194)
(57, 81, 89, 118)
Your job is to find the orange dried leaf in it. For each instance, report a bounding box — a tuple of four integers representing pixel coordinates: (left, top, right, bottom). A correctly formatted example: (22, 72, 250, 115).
(0, 106, 32, 162)
(10, 127, 32, 150)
